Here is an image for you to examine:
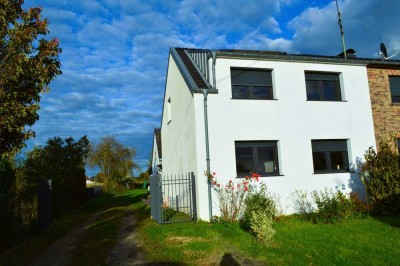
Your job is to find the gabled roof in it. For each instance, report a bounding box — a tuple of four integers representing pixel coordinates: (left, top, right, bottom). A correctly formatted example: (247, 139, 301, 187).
(170, 47, 400, 93)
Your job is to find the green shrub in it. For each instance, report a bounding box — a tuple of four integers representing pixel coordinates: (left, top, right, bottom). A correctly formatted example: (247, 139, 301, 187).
(311, 189, 365, 224)
(249, 211, 275, 245)
(241, 184, 276, 244)
(361, 142, 400, 215)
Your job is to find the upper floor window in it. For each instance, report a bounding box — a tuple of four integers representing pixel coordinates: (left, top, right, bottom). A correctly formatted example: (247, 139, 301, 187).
(235, 141, 279, 177)
(231, 68, 273, 99)
(305, 72, 342, 101)
(311, 139, 349, 173)
(389, 76, 400, 103)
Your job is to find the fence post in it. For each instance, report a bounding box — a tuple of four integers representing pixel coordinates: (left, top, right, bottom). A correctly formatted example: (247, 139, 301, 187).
(191, 172, 197, 222)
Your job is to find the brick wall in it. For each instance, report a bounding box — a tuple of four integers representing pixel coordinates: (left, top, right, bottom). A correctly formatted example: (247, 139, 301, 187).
(367, 67, 400, 151)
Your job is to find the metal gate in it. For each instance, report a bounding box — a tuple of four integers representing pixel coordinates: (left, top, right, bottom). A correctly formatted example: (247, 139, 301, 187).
(150, 172, 197, 224)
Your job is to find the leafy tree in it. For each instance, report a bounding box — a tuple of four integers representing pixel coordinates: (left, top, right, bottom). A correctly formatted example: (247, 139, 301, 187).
(24, 136, 90, 218)
(0, 0, 62, 157)
(361, 141, 400, 215)
(88, 136, 139, 191)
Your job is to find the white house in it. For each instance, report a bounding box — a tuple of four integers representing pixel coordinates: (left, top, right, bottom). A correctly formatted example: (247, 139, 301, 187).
(158, 47, 376, 221)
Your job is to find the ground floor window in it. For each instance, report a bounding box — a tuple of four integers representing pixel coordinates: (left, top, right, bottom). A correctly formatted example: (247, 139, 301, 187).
(397, 138, 400, 154)
(235, 141, 279, 177)
(312, 139, 349, 173)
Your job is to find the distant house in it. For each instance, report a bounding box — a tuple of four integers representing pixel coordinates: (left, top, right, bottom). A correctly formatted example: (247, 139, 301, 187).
(151, 128, 162, 175)
(156, 47, 385, 221)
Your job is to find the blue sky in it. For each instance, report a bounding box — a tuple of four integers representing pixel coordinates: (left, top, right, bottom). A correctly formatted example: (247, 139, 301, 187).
(22, 0, 400, 175)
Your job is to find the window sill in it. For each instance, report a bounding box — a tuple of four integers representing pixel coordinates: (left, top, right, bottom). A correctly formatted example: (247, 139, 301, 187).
(391, 102, 400, 106)
(231, 98, 278, 100)
(313, 171, 350, 175)
(306, 100, 348, 102)
(236, 174, 283, 178)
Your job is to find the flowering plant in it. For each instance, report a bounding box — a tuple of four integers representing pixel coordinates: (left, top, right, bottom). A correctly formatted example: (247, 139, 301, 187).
(207, 172, 261, 222)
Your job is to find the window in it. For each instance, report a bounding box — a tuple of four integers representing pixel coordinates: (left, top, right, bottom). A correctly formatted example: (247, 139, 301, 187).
(389, 76, 400, 103)
(231, 68, 273, 99)
(235, 141, 279, 177)
(167, 97, 171, 124)
(311, 140, 349, 173)
(397, 138, 400, 154)
(305, 72, 342, 101)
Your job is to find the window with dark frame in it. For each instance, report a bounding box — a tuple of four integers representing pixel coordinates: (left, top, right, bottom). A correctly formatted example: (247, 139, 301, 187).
(231, 68, 273, 99)
(305, 72, 342, 101)
(235, 141, 279, 177)
(397, 138, 400, 154)
(311, 140, 349, 173)
(389, 76, 400, 103)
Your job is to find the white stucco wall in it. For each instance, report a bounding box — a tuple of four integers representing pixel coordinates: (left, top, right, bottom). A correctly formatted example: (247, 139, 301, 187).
(192, 57, 377, 217)
(161, 55, 200, 203)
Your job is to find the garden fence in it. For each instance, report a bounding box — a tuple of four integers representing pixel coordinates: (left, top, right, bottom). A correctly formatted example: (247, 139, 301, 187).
(150, 172, 197, 224)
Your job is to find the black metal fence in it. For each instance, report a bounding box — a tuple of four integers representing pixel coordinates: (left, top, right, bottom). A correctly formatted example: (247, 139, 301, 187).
(150, 172, 197, 224)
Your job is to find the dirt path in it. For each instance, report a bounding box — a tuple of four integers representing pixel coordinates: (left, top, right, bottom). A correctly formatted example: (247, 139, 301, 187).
(106, 209, 149, 265)
(32, 214, 99, 266)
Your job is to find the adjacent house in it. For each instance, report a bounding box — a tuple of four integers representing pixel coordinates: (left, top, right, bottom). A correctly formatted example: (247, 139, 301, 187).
(155, 47, 385, 221)
(366, 62, 400, 151)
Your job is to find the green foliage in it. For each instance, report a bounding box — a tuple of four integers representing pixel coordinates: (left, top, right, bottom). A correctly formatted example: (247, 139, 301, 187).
(311, 189, 365, 224)
(0, 1, 62, 156)
(361, 142, 400, 215)
(241, 184, 277, 244)
(88, 136, 139, 192)
(248, 211, 275, 245)
(241, 184, 277, 229)
(25, 136, 90, 218)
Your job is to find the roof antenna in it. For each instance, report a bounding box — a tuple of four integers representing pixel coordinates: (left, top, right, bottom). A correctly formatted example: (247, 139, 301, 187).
(335, 0, 347, 59)
(379, 42, 399, 60)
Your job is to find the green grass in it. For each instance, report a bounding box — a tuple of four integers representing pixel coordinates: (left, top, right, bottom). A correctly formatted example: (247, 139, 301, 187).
(139, 215, 400, 265)
(0, 189, 147, 266)
(2, 189, 399, 265)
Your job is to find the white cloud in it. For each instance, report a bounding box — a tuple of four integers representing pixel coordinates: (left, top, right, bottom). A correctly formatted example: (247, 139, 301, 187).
(20, 0, 400, 172)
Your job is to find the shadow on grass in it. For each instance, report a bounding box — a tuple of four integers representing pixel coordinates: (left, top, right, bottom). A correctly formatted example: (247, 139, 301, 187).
(220, 253, 241, 266)
(0, 189, 149, 265)
(373, 216, 400, 228)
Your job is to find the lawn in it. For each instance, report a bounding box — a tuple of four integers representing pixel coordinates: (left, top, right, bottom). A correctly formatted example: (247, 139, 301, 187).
(1, 189, 399, 265)
(139, 211, 400, 265)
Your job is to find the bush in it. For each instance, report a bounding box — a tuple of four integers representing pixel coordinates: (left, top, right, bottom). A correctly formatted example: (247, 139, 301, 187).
(311, 189, 366, 224)
(241, 184, 277, 228)
(361, 141, 400, 215)
(248, 211, 275, 245)
(241, 184, 276, 244)
(211, 173, 260, 223)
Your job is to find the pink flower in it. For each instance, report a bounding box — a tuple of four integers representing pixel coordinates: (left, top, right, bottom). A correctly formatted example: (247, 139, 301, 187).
(212, 172, 216, 176)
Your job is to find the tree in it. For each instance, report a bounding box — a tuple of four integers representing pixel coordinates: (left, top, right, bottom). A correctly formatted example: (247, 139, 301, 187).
(361, 140, 400, 215)
(88, 136, 139, 191)
(0, 0, 62, 157)
(23, 136, 90, 218)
